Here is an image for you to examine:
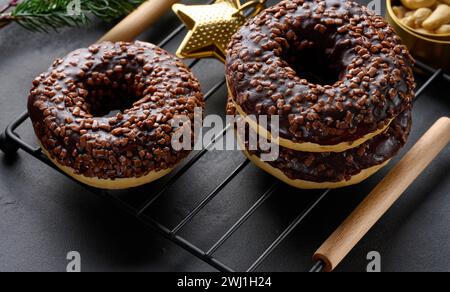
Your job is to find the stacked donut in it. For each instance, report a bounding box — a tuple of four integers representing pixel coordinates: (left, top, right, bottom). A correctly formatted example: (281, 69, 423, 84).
(226, 0, 416, 189)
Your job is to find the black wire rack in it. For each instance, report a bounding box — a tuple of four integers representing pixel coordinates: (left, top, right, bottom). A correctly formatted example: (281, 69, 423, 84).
(1, 2, 449, 272)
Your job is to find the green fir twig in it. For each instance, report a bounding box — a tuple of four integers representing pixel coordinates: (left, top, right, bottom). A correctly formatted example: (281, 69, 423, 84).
(0, 0, 145, 32)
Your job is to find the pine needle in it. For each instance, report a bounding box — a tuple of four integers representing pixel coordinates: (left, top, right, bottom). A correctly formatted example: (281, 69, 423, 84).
(1, 0, 145, 32)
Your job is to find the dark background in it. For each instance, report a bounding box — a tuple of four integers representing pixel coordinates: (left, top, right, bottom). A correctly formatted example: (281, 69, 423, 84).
(0, 0, 449, 272)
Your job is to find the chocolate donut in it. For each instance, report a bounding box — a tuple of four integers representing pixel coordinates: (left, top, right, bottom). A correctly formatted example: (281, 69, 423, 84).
(28, 41, 204, 189)
(228, 98, 412, 189)
(226, 0, 415, 152)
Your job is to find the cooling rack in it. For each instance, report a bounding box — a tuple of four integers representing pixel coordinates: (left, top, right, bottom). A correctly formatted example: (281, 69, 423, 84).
(1, 2, 449, 272)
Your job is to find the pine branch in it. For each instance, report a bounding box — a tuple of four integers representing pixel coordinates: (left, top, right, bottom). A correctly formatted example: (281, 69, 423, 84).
(0, 0, 145, 32)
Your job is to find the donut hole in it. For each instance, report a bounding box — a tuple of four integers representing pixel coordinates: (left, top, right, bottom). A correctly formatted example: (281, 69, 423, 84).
(283, 37, 344, 86)
(83, 70, 142, 118)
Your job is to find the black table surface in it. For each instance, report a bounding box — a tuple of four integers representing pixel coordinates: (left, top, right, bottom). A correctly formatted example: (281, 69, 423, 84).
(0, 0, 449, 272)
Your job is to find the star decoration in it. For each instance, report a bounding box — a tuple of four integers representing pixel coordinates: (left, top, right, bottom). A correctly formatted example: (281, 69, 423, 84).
(172, 0, 266, 63)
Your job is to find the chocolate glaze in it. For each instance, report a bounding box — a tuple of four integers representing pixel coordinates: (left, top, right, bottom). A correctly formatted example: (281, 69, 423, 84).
(226, 0, 415, 146)
(233, 103, 412, 183)
(28, 41, 204, 180)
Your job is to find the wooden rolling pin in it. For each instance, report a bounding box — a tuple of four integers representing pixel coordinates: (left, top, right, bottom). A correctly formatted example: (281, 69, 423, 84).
(98, 0, 179, 43)
(313, 117, 450, 272)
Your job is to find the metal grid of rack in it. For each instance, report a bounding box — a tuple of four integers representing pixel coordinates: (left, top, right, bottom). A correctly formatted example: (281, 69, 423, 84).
(1, 0, 449, 272)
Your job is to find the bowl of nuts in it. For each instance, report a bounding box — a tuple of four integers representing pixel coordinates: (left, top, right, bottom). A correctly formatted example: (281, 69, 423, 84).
(386, 0, 450, 71)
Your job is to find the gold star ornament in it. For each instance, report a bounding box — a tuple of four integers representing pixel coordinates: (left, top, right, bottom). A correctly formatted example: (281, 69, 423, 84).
(172, 0, 266, 63)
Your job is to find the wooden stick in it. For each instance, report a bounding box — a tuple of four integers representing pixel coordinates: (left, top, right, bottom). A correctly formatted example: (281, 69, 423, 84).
(313, 117, 450, 272)
(98, 0, 179, 43)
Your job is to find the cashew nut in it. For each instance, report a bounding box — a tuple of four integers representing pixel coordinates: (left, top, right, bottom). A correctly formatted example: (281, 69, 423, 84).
(414, 27, 435, 33)
(422, 4, 450, 30)
(413, 8, 433, 26)
(393, 5, 408, 18)
(402, 15, 417, 27)
(436, 23, 450, 33)
(401, 0, 436, 10)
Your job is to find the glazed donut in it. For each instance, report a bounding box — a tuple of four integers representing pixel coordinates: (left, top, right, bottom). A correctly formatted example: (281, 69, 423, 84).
(226, 0, 415, 152)
(28, 41, 204, 189)
(227, 99, 412, 189)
